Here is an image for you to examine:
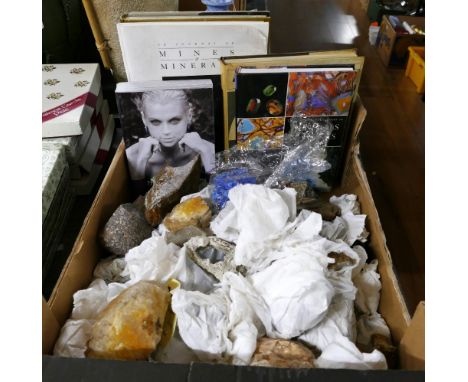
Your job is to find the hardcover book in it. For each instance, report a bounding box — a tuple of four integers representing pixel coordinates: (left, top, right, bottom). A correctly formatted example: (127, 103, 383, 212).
(42, 63, 101, 138)
(235, 67, 358, 149)
(220, 50, 364, 187)
(116, 79, 215, 194)
(117, 15, 269, 80)
(81, 0, 179, 82)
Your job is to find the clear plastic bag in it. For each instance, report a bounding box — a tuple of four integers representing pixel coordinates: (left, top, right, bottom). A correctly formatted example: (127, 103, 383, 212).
(265, 114, 334, 191)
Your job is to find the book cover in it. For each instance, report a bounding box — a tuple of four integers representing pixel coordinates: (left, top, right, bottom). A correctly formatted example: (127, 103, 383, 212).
(235, 68, 357, 149)
(219, 50, 364, 149)
(116, 79, 215, 194)
(117, 19, 269, 80)
(81, 0, 179, 82)
(42, 63, 101, 138)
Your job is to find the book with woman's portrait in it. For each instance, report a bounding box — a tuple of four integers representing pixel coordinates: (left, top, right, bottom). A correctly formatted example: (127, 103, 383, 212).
(116, 79, 215, 194)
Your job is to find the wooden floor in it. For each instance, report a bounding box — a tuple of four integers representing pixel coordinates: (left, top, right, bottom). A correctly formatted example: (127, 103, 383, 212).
(268, 0, 424, 315)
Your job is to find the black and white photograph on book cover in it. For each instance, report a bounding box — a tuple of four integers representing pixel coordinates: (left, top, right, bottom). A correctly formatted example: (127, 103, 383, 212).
(117, 86, 215, 194)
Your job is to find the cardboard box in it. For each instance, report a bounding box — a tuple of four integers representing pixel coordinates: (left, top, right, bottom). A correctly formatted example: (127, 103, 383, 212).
(42, 99, 424, 379)
(377, 15, 425, 67)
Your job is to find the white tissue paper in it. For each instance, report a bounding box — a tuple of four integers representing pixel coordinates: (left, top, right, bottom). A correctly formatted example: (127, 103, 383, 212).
(356, 312, 392, 352)
(53, 319, 94, 358)
(321, 194, 368, 245)
(315, 335, 387, 370)
(299, 297, 356, 351)
(171, 288, 232, 362)
(249, 252, 335, 339)
(210, 184, 296, 246)
(239, 210, 326, 274)
(180, 185, 213, 204)
(55, 279, 127, 357)
(330, 194, 361, 215)
(122, 235, 181, 285)
(221, 272, 274, 365)
(71, 279, 126, 320)
(353, 259, 381, 315)
(93, 256, 128, 283)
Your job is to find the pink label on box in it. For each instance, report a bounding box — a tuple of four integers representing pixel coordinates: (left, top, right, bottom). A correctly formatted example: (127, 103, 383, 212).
(42, 92, 98, 123)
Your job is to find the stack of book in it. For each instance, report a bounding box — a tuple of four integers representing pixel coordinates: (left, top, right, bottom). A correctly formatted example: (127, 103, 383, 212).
(42, 63, 115, 195)
(42, 63, 115, 276)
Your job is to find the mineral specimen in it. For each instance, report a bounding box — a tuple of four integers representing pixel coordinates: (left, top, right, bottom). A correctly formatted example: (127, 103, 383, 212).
(184, 236, 243, 281)
(165, 226, 207, 247)
(86, 281, 170, 360)
(266, 99, 283, 116)
(372, 333, 397, 369)
(299, 198, 341, 221)
(263, 84, 277, 97)
(246, 98, 261, 114)
(144, 156, 201, 227)
(250, 338, 316, 368)
(100, 203, 153, 256)
(327, 251, 356, 271)
(163, 196, 211, 232)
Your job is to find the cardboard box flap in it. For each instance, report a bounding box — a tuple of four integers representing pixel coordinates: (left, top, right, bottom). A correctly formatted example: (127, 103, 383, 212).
(48, 144, 131, 326)
(42, 296, 60, 355)
(399, 301, 425, 370)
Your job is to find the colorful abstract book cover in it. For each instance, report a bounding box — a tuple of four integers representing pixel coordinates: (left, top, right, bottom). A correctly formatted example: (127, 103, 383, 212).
(235, 68, 357, 150)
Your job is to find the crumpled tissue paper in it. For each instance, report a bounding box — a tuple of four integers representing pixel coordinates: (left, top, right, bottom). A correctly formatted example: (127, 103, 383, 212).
(249, 251, 335, 339)
(315, 335, 387, 370)
(321, 194, 368, 245)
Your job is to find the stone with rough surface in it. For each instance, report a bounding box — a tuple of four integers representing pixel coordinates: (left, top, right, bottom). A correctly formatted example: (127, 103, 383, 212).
(250, 338, 315, 368)
(86, 281, 170, 360)
(100, 203, 153, 256)
(145, 156, 201, 227)
(163, 196, 211, 232)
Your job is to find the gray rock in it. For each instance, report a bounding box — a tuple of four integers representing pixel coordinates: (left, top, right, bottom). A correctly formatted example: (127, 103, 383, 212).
(100, 203, 153, 256)
(165, 226, 207, 247)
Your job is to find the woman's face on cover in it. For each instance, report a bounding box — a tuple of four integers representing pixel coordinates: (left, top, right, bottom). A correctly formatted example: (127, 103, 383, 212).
(143, 100, 189, 148)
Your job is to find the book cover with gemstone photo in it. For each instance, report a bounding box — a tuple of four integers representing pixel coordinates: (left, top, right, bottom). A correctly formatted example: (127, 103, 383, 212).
(116, 79, 215, 194)
(235, 67, 357, 150)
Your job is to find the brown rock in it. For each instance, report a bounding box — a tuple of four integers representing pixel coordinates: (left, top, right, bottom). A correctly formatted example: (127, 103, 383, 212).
(299, 198, 341, 221)
(327, 252, 356, 271)
(100, 203, 153, 256)
(145, 156, 201, 227)
(372, 333, 397, 369)
(250, 338, 315, 368)
(163, 196, 211, 232)
(86, 281, 170, 360)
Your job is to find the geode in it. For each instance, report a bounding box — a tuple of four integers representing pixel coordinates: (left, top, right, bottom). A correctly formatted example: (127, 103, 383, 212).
(184, 236, 243, 281)
(145, 156, 201, 227)
(100, 203, 153, 256)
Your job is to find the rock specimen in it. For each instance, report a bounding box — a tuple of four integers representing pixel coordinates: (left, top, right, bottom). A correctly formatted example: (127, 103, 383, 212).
(100, 203, 153, 256)
(165, 226, 207, 247)
(163, 196, 211, 232)
(184, 236, 243, 281)
(86, 281, 170, 360)
(93, 256, 129, 284)
(299, 198, 341, 221)
(145, 156, 201, 227)
(372, 333, 397, 369)
(250, 338, 316, 368)
(327, 251, 356, 271)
